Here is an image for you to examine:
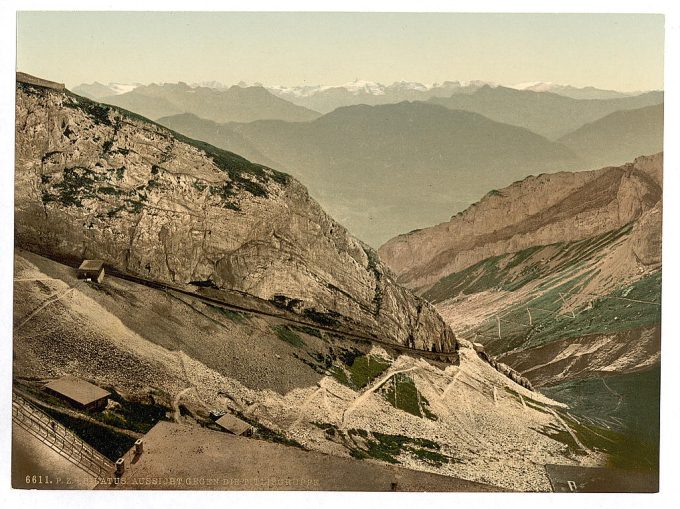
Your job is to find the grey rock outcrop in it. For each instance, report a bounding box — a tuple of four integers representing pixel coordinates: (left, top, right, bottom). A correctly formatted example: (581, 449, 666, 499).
(472, 342, 533, 391)
(14, 79, 456, 353)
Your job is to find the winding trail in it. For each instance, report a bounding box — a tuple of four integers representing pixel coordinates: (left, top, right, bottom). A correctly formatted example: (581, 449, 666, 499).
(289, 386, 326, 430)
(547, 408, 590, 454)
(519, 394, 527, 411)
(321, 387, 331, 414)
(439, 369, 462, 401)
(14, 284, 79, 332)
(341, 366, 417, 427)
(600, 376, 624, 413)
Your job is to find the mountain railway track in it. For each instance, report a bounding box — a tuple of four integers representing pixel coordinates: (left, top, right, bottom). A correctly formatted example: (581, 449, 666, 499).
(101, 268, 459, 364)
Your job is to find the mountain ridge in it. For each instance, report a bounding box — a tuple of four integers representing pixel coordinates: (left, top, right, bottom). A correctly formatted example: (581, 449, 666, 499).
(557, 104, 663, 169)
(159, 100, 582, 247)
(95, 82, 322, 123)
(74, 78, 655, 115)
(378, 154, 662, 472)
(428, 85, 664, 139)
(379, 154, 662, 292)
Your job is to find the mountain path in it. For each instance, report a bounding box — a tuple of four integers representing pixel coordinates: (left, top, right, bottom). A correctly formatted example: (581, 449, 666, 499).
(341, 366, 417, 427)
(547, 408, 590, 453)
(289, 386, 326, 430)
(14, 284, 79, 332)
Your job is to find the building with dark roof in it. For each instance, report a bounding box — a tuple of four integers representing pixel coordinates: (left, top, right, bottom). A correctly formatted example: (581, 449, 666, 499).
(44, 375, 110, 411)
(215, 413, 253, 436)
(77, 260, 105, 283)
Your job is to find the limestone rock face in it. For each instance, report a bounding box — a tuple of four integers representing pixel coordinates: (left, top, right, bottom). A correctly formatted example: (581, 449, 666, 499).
(14, 82, 456, 353)
(379, 154, 663, 291)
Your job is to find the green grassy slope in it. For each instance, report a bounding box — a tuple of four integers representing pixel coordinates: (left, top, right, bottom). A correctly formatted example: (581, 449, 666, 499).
(542, 366, 660, 471)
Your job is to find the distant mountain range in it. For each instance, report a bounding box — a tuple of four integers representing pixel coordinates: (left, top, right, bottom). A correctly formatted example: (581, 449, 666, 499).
(557, 103, 664, 169)
(429, 86, 663, 139)
(78, 82, 322, 123)
(72, 79, 664, 248)
(270, 80, 648, 113)
(511, 81, 639, 100)
(266, 80, 490, 113)
(159, 101, 580, 247)
(74, 79, 654, 117)
(71, 81, 141, 99)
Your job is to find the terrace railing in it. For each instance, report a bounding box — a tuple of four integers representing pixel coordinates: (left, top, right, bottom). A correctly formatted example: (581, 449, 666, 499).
(12, 391, 115, 480)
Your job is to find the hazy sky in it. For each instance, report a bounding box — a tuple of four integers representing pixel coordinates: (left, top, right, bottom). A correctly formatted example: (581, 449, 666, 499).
(17, 12, 664, 91)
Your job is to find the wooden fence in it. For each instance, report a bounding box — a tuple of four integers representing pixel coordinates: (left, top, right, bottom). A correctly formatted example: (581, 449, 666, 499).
(12, 391, 115, 480)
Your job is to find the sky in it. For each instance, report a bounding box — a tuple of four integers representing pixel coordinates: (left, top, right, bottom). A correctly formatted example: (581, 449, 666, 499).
(17, 11, 665, 92)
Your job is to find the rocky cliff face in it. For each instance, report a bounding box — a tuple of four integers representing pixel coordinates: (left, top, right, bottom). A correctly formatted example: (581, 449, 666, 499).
(14, 79, 456, 353)
(379, 151, 662, 407)
(379, 154, 662, 292)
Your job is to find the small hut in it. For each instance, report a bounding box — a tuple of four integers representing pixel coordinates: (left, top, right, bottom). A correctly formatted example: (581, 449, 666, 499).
(77, 260, 105, 283)
(215, 413, 253, 436)
(44, 375, 111, 411)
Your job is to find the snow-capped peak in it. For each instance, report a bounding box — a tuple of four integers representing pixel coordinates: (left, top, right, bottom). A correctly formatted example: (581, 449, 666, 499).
(337, 79, 386, 95)
(107, 83, 140, 95)
(510, 81, 558, 92)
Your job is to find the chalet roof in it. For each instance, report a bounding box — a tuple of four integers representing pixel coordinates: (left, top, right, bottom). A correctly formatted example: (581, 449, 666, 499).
(215, 413, 252, 435)
(78, 260, 105, 272)
(45, 375, 110, 406)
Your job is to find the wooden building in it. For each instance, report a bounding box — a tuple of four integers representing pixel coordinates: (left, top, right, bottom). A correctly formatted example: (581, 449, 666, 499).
(77, 260, 105, 283)
(44, 375, 111, 411)
(215, 413, 253, 436)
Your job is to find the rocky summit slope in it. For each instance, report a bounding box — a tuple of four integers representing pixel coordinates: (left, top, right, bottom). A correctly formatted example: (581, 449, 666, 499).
(13, 250, 605, 491)
(379, 154, 662, 387)
(14, 77, 455, 353)
(380, 154, 662, 293)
